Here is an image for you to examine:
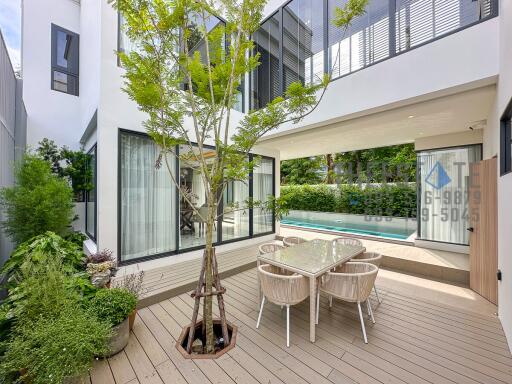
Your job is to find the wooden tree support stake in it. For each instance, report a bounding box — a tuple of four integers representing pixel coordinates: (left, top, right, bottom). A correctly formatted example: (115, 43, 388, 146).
(186, 247, 230, 354)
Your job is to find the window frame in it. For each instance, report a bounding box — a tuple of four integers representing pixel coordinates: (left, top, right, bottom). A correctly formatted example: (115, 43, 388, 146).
(51, 23, 79, 96)
(85, 144, 97, 242)
(500, 98, 512, 176)
(117, 129, 276, 265)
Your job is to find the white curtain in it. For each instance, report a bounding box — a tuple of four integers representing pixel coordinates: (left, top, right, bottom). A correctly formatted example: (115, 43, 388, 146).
(253, 158, 274, 234)
(120, 133, 176, 261)
(233, 181, 249, 237)
(192, 170, 206, 207)
(418, 145, 481, 245)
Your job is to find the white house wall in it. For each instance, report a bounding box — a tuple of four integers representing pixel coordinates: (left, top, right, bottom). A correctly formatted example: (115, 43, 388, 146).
(21, 0, 82, 149)
(484, 0, 512, 351)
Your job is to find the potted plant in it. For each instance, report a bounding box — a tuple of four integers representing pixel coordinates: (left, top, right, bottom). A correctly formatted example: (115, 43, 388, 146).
(114, 0, 367, 357)
(87, 288, 137, 356)
(112, 270, 145, 330)
(86, 249, 117, 288)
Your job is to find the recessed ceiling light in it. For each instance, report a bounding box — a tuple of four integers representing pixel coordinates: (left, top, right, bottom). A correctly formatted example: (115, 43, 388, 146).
(408, 115, 415, 119)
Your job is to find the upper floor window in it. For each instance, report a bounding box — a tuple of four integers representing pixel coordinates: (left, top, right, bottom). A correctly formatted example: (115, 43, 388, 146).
(51, 24, 79, 96)
(501, 99, 512, 176)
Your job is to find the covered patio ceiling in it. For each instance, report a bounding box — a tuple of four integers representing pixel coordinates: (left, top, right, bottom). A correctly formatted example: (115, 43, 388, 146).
(255, 85, 495, 160)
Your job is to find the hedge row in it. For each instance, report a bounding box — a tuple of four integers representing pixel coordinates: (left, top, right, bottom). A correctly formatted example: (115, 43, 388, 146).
(280, 184, 417, 218)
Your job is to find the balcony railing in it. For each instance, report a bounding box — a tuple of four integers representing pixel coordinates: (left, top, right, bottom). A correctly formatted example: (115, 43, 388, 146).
(250, 0, 499, 110)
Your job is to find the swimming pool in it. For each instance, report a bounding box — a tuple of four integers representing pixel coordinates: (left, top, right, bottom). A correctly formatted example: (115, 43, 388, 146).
(281, 210, 417, 241)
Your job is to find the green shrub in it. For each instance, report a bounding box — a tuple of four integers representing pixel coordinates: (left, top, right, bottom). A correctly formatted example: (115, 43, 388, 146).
(281, 183, 416, 218)
(0, 306, 110, 384)
(1, 232, 86, 288)
(280, 185, 337, 212)
(0, 154, 75, 244)
(87, 288, 137, 326)
(0, 261, 110, 384)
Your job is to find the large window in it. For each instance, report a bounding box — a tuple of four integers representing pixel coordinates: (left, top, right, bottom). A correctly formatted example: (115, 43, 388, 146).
(250, 0, 497, 110)
(51, 24, 79, 96)
(283, 0, 325, 88)
(120, 132, 177, 261)
(329, 0, 389, 78)
(417, 145, 482, 245)
(85, 145, 97, 241)
(251, 12, 281, 109)
(119, 131, 275, 263)
(501, 99, 512, 176)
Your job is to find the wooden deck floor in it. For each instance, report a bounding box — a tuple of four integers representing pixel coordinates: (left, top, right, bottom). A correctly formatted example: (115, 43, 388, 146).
(90, 268, 512, 384)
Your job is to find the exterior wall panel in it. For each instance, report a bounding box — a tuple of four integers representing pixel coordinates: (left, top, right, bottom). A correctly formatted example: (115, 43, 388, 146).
(0, 31, 26, 267)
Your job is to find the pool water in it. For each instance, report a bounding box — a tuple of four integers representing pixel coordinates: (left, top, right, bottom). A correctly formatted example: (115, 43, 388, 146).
(281, 212, 416, 241)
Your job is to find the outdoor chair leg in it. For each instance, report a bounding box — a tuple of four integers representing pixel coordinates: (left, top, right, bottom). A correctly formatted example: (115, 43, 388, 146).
(286, 305, 290, 347)
(316, 290, 320, 324)
(357, 302, 368, 344)
(374, 285, 382, 303)
(366, 299, 375, 324)
(329, 295, 333, 308)
(256, 296, 265, 328)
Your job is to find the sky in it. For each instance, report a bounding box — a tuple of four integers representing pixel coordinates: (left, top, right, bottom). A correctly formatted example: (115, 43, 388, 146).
(0, 0, 21, 70)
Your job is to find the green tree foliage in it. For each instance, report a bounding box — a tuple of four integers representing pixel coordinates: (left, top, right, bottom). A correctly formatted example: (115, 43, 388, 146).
(281, 183, 417, 218)
(281, 157, 324, 185)
(113, 0, 368, 353)
(280, 144, 417, 185)
(335, 144, 416, 183)
(0, 155, 75, 244)
(36, 138, 93, 201)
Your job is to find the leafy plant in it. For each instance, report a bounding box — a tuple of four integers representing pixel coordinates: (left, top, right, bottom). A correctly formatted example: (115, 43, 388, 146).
(0, 306, 110, 384)
(88, 249, 114, 264)
(0, 154, 75, 244)
(87, 288, 137, 326)
(64, 231, 88, 247)
(0, 261, 108, 384)
(1, 232, 86, 288)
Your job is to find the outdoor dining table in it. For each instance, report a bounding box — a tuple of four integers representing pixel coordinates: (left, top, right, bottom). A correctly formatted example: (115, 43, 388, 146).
(257, 239, 365, 343)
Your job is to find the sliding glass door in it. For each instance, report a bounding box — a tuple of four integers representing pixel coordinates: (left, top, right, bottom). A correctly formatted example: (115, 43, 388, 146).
(417, 145, 481, 245)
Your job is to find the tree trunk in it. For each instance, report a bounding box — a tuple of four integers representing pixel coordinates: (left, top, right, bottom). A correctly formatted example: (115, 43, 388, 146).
(204, 198, 216, 353)
(326, 154, 335, 184)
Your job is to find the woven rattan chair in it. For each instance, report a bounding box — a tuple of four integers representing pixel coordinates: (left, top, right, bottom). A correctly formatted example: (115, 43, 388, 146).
(352, 252, 383, 303)
(259, 243, 285, 255)
(256, 264, 309, 347)
(282, 236, 307, 247)
(317, 262, 378, 343)
(332, 237, 363, 247)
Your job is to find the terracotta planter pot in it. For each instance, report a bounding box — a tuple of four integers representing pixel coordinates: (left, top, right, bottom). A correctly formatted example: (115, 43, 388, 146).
(105, 318, 129, 357)
(128, 309, 137, 331)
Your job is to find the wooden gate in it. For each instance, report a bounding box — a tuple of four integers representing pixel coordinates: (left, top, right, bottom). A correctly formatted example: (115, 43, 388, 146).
(469, 157, 498, 304)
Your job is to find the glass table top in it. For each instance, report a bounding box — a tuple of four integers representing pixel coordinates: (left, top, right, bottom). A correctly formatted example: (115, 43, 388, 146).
(258, 239, 365, 276)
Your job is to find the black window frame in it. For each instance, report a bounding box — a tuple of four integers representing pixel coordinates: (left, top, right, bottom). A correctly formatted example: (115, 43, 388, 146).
(51, 23, 79, 96)
(501, 98, 512, 176)
(85, 144, 97, 242)
(117, 129, 276, 265)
